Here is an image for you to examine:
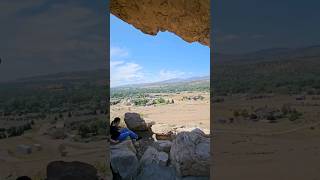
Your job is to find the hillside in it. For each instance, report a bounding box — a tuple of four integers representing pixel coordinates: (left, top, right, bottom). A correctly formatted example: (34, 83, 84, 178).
(111, 76, 210, 99)
(213, 46, 320, 95)
(0, 69, 108, 115)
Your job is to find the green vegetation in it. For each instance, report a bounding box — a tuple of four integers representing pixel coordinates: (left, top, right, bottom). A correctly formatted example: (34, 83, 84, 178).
(111, 81, 209, 100)
(212, 55, 320, 95)
(0, 70, 107, 116)
(78, 119, 107, 138)
(0, 69, 108, 140)
(111, 80, 209, 106)
(231, 104, 303, 122)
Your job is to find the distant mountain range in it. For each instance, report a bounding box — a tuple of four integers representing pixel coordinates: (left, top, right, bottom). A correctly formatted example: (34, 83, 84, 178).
(215, 45, 320, 63)
(0, 68, 209, 91)
(113, 75, 210, 89)
(1, 44, 319, 94)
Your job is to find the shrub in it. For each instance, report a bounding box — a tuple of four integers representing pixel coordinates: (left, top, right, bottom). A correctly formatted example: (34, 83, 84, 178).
(288, 109, 302, 121)
(79, 124, 90, 138)
(240, 109, 249, 118)
(233, 110, 240, 118)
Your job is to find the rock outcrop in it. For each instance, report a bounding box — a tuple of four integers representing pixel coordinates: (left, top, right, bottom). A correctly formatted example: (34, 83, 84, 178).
(170, 129, 210, 177)
(136, 163, 177, 180)
(154, 140, 172, 153)
(110, 0, 210, 46)
(151, 123, 175, 140)
(139, 146, 169, 167)
(124, 112, 152, 131)
(46, 161, 98, 180)
(110, 140, 139, 179)
(111, 112, 210, 179)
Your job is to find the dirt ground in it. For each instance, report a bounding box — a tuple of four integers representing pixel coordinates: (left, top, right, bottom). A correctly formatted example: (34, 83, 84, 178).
(111, 91, 210, 131)
(213, 94, 320, 180)
(0, 120, 108, 179)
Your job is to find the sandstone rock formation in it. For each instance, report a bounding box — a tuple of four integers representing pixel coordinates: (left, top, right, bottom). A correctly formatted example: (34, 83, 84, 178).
(110, 0, 210, 46)
(46, 161, 98, 180)
(170, 129, 210, 177)
(110, 140, 139, 179)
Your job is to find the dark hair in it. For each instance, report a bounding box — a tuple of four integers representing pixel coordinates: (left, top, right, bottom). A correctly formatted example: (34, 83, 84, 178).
(111, 117, 121, 126)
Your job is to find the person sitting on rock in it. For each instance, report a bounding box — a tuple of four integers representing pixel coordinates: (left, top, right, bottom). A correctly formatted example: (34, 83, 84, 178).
(110, 117, 140, 144)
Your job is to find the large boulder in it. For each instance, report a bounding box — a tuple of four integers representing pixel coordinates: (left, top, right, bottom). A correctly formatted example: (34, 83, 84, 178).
(140, 146, 169, 168)
(46, 161, 98, 180)
(151, 123, 175, 140)
(16, 145, 32, 155)
(110, 140, 139, 180)
(124, 112, 150, 131)
(154, 140, 172, 153)
(170, 130, 210, 177)
(175, 127, 210, 137)
(136, 163, 177, 180)
(136, 164, 209, 180)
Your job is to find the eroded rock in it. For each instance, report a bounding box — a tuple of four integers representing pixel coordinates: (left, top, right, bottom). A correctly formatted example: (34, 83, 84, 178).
(154, 140, 172, 153)
(140, 146, 168, 167)
(124, 112, 150, 131)
(136, 163, 177, 180)
(110, 140, 139, 179)
(170, 130, 210, 177)
(110, 0, 210, 46)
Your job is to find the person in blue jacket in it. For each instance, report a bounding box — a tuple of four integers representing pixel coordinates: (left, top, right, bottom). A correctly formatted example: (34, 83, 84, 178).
(110, 117, 140, 143)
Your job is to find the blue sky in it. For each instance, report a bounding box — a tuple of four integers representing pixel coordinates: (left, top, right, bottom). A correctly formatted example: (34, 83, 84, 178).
(110, 15, 209, 87)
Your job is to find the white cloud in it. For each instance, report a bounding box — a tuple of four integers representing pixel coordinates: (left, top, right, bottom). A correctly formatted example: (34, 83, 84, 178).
(110, 60, 124, 68)
(110, 60, 144, 87)
(110, 47, 142, 87)
(110, 47, 129, 59)
(110, 47, 192, 87)
(110, 62, 193, 87)
(158, 70, 187, 81)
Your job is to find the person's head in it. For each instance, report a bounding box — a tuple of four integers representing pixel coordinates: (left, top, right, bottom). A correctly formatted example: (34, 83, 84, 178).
(111, 117, 121, 127)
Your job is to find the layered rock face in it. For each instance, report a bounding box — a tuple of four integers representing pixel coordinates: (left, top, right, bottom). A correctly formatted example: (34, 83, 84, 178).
(110, 0, 210, 46)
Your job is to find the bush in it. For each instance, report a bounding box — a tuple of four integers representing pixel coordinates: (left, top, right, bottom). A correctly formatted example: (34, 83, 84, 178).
(78, 124, 90, 138)
(240, 109, 249, 118)
(0, 132, 6, 139)
(233, 110, 240, 118)
(281, 104, 291, 115)
(6, 126, 24, 137)
(288, 110, 302, 121)
(133, 98, 148, 106)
